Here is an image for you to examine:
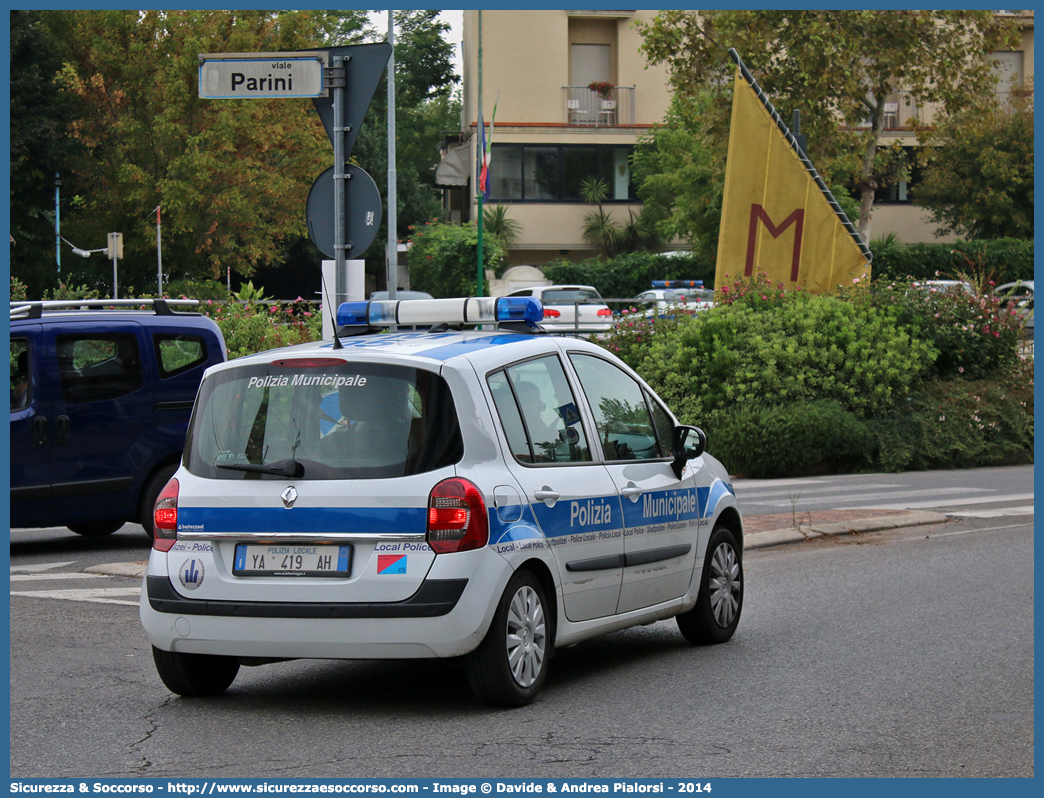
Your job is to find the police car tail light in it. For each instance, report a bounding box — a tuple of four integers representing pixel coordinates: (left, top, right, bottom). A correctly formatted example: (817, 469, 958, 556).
(426, 478, 489, 554)
(596, 308, 613, 317)
(336, 296, 544, 329)
(543, 308, 561, 319)
(153, 477, 179, 552)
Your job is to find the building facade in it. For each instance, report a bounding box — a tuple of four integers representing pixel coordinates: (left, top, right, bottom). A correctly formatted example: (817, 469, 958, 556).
(438, 10, 1033, 266)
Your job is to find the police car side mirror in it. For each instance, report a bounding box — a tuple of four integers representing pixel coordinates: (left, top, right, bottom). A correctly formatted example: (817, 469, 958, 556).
(671, 425, 707, 478)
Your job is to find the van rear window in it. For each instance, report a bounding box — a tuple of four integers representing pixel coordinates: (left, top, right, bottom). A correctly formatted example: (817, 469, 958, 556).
(184, 362, 463, 480)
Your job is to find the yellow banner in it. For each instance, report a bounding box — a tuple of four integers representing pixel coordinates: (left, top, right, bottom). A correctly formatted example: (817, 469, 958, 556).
(715, 67, 870, 293)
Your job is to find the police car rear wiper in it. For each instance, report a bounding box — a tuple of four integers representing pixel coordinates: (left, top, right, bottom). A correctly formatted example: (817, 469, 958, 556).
(216, 458, 304, 477)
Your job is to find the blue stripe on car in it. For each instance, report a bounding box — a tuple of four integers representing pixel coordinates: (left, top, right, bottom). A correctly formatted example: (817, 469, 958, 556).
(177, 506, 427, 535)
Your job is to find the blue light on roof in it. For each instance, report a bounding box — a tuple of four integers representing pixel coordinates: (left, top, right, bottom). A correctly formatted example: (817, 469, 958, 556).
(496, 296, 543, 325)
(336, 301, 370, 326)
(652, 280, 703, 289)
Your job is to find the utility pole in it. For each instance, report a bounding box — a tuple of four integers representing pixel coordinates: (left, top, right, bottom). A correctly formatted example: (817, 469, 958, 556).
(387, 10, 398, 301)
(155, 205, 163, 295)
(54, 173, 61, 275)
(476, 10, 484, 297)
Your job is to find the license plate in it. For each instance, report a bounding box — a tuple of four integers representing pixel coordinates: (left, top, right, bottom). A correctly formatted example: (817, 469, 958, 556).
(233, 543, 352, 577)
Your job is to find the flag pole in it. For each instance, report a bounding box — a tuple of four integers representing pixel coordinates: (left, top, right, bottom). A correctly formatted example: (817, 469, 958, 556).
(476, 10, 484, 297)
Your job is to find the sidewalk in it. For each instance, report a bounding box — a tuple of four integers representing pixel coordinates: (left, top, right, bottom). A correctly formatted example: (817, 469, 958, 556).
(743, 509, 950, 550)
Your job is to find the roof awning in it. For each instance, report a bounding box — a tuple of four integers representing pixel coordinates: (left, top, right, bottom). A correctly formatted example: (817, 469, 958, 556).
(435, 143, 471, 187)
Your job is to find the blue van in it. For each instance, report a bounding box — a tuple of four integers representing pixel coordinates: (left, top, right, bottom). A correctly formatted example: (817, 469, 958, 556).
(9, 299, 226, 538)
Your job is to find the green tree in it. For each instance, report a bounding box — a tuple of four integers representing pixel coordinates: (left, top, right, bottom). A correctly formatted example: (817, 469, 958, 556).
(44, 10, 359, 292)
(408, 221, 504, 298)
(349, 10, 461, 287)
(631, 93, 723, 264)
(638, 10, 1021, 242)
(9, 10, 83, 296)
(913, 86, 1034, 239)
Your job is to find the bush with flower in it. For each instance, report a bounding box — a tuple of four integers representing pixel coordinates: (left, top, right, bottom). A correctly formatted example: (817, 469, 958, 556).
(200, 299, 322, 360)
(591, 265, 1031, 476)
(850, 275, 1023, 380)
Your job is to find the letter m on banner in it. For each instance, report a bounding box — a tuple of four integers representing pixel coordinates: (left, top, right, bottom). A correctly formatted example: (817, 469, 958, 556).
(715, 50, 870, 294)
(746, 205, 804, 281)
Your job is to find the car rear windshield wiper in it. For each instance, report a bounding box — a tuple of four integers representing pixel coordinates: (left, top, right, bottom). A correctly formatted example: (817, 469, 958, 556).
(216, 458, 304, 478)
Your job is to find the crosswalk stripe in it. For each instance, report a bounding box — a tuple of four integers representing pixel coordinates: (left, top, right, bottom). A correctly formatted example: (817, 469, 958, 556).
(10, 573, 108, 582)
(736, 482, 902, 499)
(843, 493, 1035, 511)
(945, 506, 1035, 518)
(747, 486, 992, 507)
(9, 561, 78, 573)
(10, 587, 141, 606)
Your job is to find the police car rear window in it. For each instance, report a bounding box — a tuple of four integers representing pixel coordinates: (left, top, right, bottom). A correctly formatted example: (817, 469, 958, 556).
(184, 362, 463, 480)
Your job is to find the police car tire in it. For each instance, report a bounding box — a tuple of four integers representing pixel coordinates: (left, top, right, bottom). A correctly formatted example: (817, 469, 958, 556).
(67, 520, 124, 537)
(152, 646, 240, 697)
(465, 569, 548, 707)
(677, 524, 743, 645)
(140, 462, 179, 540)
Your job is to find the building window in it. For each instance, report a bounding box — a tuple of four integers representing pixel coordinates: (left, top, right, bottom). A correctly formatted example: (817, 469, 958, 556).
(489, 144, 636, 203)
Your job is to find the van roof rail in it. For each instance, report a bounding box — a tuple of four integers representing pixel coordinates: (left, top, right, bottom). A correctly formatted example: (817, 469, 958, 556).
(10, 298, 200, 320)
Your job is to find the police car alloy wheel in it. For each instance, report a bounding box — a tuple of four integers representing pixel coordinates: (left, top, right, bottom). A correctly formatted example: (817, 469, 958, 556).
(139, 295, 744, 706)
(676, 525, 744, 645)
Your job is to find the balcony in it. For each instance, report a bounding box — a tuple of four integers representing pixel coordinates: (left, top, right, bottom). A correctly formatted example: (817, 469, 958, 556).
(562, 86, 635, 126)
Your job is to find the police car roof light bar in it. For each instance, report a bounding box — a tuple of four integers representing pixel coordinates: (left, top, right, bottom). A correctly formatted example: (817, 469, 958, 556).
(335, 296, 544, 329)
(652, 280, 703, 289)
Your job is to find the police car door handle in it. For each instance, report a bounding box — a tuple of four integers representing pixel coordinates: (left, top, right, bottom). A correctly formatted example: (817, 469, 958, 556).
(534, 489, 560, 507)
(620, 484, 643, 501)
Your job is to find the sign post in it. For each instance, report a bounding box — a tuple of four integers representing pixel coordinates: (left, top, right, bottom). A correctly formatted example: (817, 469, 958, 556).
(107, 232, 123, 299)
(199, 44, 391, 333)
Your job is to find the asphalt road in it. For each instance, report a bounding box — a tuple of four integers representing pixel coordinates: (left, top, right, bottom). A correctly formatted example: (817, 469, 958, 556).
(8, 467, 1034, 779)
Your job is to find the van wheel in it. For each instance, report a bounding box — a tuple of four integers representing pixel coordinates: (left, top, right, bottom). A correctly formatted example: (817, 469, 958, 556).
(465, 569, 548, 707)
(67, 521, 124, 537)
(152, 646, 240, 697)
(677, 524, 743, 645)
(140, 463, 179, 540)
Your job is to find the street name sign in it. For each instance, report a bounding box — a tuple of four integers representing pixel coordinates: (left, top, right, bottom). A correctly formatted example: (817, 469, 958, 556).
(198, 52, 326, 99)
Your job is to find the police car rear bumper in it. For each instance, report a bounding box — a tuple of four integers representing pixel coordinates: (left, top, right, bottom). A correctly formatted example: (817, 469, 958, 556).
(144, 574, 468, 618)
(139, 552, 511, 660)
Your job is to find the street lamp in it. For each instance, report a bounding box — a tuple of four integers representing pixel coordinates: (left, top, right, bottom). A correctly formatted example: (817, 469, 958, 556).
(54, 173, 62, 274)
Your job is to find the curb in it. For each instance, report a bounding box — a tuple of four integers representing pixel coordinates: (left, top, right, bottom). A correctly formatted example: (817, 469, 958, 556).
(743, 510, 950, 550)
(86, 561, 148, 579)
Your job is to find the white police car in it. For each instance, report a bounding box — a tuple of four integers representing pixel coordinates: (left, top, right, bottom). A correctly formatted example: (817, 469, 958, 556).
(634, 281, 715, 319)
(140, 296, 743, 707)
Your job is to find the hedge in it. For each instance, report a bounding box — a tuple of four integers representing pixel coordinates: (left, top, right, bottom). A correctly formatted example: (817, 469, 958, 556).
(869, 238, 1033, 284)
(542, 251, 715, 299)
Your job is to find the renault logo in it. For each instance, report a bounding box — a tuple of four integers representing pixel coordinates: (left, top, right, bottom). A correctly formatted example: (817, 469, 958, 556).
(281, 486, 298, 509)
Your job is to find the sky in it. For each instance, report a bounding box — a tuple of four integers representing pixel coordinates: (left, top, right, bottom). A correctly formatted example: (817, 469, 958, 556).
(368, 10, 465, 79)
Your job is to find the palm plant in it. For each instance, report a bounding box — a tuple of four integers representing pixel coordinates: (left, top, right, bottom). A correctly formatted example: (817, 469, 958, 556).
(483, 204, 522, 250)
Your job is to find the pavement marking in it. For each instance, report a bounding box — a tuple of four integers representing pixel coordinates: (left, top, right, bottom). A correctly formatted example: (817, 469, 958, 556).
(843, 493, 1035, 511)
(9, 573, 109, 582)
(9, 561, 78, 573)
(944, 506, 1034, 519)
(736, 481, 901, 495)
(927, 522, 1034, 538)
(10, 587, 141, 607)
(750, 486, 993, 507)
